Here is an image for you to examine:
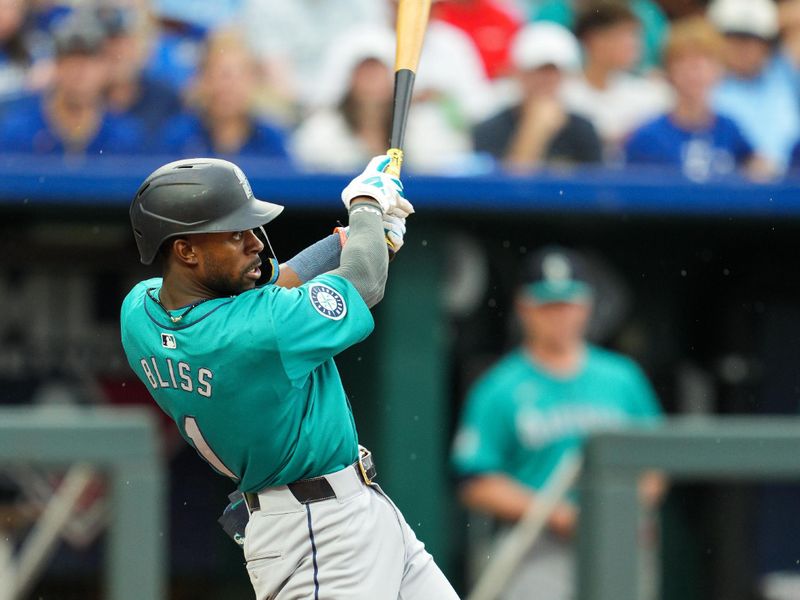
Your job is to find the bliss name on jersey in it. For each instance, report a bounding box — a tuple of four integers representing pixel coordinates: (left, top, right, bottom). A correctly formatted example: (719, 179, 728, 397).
(139, 356, 213, 397)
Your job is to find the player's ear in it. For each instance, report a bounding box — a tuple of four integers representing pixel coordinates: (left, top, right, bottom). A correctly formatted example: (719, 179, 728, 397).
(173, 238, 198, 266)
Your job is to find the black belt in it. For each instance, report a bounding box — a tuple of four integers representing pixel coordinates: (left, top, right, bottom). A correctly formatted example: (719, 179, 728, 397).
(244, 448, 377, 512)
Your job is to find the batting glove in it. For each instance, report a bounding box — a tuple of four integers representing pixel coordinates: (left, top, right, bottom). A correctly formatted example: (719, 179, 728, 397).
(341, 155, 415, 218)
(334, 213, 407, 253)
(382, 213, 406, 253)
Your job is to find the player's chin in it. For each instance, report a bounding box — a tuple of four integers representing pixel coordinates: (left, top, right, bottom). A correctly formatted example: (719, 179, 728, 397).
(222, 276, 257, 295)
(239, 278, 258, 291)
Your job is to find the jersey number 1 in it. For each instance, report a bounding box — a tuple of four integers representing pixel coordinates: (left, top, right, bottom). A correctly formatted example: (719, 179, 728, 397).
(184, 416, 240, 481)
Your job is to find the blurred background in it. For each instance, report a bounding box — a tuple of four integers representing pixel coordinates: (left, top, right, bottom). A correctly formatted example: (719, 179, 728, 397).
(1, 0, 800, 599)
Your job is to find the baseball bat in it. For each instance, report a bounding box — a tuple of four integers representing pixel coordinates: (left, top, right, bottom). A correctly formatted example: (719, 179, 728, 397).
(386, 0, 432, 178)
(467, 454, 583, 600)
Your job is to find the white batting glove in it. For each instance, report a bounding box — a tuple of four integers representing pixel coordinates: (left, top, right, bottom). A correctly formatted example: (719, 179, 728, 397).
(334, 213, 407, 253)
(383, 213, 406, 253)
(341, 155, 415, 218)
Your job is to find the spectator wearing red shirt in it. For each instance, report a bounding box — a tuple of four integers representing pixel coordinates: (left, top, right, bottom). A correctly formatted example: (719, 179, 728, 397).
(432, 0, 523, 79)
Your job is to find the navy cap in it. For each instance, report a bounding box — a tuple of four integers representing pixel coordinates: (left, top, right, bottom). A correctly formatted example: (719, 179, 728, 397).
(519, 247, 593, 304)
(53, 12, 106, 56)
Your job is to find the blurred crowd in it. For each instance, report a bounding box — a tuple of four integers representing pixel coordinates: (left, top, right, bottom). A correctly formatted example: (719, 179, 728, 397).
(3, 0, 800, 181)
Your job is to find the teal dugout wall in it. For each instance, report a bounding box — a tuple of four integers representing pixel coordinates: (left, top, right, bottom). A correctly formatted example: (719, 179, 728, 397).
(0, 407, 166, 600)
(577, 418, 800, 600)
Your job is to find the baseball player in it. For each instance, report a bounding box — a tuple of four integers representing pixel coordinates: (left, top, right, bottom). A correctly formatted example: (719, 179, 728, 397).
(120, 155, 459, 599)
(452, 247, 665, 600)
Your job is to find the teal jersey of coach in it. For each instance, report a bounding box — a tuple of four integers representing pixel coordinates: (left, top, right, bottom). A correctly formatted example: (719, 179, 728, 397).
(120, 273, 372, 493)
(452, 345, 662, 491)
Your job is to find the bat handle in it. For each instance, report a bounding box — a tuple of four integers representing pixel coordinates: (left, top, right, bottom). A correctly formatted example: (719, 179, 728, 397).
(383, 148, 404, 260)
(385, 148, 404, 177)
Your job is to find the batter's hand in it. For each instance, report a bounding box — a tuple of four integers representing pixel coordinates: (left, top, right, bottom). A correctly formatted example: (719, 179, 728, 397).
(341, 155, 415, 218)
(382, 213, 406, 253)
(335, 213, 407, 253)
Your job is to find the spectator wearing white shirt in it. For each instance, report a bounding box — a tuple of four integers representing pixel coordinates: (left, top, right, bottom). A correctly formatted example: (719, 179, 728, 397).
(561, 1, 673, 159)
(291, 27, 473, 174)
(411, 18, 497, 126)
(238, 0, 388, 112)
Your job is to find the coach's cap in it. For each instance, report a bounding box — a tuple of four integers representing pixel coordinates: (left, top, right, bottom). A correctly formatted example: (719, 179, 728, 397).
(512, 23, 581, 72)
(53, 12, 107, 56)
(707, 0, 778, 40)
(519, 247, 593, 304)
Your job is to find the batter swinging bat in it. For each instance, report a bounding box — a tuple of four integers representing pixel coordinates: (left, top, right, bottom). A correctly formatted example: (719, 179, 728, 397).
(386, 0, 432, 178)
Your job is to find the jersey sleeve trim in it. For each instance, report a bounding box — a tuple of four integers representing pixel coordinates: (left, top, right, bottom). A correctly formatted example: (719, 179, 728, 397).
(309, 273, 366, 300)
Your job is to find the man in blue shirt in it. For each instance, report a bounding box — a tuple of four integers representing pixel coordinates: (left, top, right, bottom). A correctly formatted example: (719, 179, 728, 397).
(0, 12, 144, 156)
(157, 29, 289, 160)
(99, 7, 182, 138)
(625, 16, 770, 182)
(707, 0, 798, 170)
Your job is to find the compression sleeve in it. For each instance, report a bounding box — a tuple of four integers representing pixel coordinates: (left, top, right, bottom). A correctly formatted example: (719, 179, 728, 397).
(329, 202, 388, 308)
(285, 233, 343, 283)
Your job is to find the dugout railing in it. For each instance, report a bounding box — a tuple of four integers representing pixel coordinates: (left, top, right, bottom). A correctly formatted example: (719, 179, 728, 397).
(0, 406, 166, 600)
(577, 418, 800, 600)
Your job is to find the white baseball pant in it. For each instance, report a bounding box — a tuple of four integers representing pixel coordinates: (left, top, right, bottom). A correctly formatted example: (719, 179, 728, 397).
(242, 464, 460, 599)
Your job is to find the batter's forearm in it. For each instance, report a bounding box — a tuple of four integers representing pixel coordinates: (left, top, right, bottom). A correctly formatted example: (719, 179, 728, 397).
(281, 233, 343, 286)
(274, 265, 303, 288)
(330, 199, 388, 308)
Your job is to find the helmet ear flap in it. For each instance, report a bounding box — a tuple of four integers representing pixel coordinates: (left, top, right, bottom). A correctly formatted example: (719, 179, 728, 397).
(264, 258, 280, 285)
(254, 226, 280, 285)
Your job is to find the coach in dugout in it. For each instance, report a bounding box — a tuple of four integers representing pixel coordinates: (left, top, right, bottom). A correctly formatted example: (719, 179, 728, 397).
(451, 246, 665, 600)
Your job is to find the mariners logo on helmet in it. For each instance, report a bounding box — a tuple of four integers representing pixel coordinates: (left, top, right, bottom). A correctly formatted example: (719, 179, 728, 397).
(233, 165, 254, 199)
(309, 284, 347, 320)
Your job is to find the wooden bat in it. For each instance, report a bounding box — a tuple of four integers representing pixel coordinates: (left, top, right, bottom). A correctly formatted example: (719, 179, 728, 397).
(386, 0, 432, 178)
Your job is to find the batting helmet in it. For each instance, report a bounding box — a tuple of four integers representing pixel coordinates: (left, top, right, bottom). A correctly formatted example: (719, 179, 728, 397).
(130, 158, 284, 264)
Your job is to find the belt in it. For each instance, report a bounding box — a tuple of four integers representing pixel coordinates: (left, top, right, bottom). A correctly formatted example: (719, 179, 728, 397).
(244, 447, 377, 512)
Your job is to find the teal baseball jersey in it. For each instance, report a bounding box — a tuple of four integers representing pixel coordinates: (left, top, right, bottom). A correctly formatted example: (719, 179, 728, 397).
(120, 273, 373, 493)
(452, 345, 662, 491)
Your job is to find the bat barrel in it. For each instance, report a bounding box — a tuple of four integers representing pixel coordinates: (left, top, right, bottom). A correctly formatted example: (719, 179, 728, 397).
(386, 0, 431, 177)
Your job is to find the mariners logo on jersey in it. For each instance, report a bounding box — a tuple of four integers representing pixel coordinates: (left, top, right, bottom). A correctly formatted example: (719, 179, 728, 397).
(309, 284, 347, 320)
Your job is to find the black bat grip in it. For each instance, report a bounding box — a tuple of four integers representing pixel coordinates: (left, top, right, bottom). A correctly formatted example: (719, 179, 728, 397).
(386, 68, 416, 177)
(385, 68, 416, 261)
(390, 68, 416, 150)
